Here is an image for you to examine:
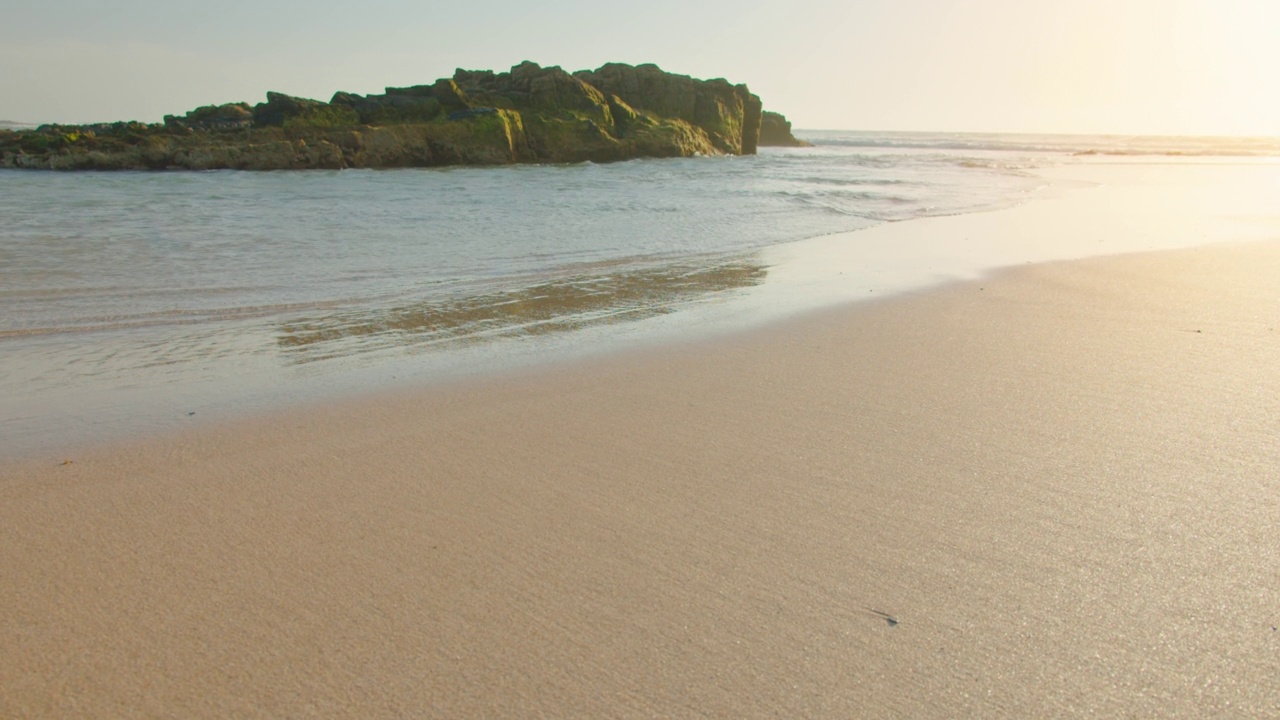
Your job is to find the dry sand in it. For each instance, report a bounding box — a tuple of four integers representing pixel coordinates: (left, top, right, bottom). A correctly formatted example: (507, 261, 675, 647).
(3, 237, 1280, 716)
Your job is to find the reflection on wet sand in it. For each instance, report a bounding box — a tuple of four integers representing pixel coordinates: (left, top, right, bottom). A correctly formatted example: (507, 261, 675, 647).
(277, 257, 767, 362)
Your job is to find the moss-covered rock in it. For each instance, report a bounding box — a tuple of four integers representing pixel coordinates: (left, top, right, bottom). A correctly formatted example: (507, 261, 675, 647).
(332, 90, 443, 126)
(573, 63, 763, 154)
(429, 79, 472, 113)
(253, 92, 359, 129)
(1, 62, 792, 170)
(759, 111, 809, 147)
(165, 102, 253, 130)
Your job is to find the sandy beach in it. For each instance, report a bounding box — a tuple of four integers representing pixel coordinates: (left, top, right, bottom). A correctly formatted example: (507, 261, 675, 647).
(4, 221, 1279, 715)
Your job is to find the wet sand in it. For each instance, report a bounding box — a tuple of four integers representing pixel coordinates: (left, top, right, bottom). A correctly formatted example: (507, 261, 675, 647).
(4, 233, 1279, 716)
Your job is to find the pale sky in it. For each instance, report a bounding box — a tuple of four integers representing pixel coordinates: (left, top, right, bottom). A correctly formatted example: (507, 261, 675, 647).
(3, 0, 1278, 135)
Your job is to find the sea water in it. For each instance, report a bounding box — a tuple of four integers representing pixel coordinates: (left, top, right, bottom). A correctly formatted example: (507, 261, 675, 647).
(2, 131, 1278, 456)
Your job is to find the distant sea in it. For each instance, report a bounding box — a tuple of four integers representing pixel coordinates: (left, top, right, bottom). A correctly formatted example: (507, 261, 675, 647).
(2, 130, 1279, 456)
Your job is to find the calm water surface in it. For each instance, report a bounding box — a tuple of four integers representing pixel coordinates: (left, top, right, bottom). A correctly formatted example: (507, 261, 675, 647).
(2, 131, 1277, 457)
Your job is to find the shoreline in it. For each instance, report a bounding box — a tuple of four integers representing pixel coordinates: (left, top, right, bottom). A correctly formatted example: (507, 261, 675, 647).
(4, 157, 1280, 462)
(4, 238, 1279, 715)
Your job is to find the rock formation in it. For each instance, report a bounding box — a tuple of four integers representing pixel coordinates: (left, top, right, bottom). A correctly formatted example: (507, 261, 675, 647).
(1, 62, 803, 170)
(164, 103, 254, 131)
(572, 63, 762, 155)
(758, 111, 809, 147)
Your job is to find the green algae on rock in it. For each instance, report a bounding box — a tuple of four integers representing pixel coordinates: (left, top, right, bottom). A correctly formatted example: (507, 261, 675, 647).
(759, 111, 810, 147)
(1, 62, 802, 170)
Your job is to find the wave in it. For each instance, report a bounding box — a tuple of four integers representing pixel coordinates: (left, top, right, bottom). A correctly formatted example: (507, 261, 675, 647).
(0, 298, 361, 339)
(954, 158, 1040, 170)
(1066, 148, 1279, 157)
(806, 135, 1072, 154)
(799, 131, 1280, 158)
(275, 256, 769, 362)
(783, 175, 915, 187)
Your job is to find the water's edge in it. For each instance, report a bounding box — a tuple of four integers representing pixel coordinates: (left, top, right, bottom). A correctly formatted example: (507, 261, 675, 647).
(2, 150, 1278, 461)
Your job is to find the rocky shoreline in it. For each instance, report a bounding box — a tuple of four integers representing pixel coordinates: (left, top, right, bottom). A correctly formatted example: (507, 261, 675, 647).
(0, 62, 806, 171)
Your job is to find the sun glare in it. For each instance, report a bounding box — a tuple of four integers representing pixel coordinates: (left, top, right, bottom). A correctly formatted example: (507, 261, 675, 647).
(1168, 0, 1280, 136)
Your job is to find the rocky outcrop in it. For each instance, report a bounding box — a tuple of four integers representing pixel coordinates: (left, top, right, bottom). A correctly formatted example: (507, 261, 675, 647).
(573, 63, 762, 155)
(2, 62, 791, 170)
(164, 102, 253, 131)
(331, 87, 443, 126)
(251, 92, 360, 129)
(758, 111, 809, 147)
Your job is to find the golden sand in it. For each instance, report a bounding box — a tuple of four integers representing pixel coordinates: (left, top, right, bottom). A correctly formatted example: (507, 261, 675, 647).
(3, 236, 1278, 716)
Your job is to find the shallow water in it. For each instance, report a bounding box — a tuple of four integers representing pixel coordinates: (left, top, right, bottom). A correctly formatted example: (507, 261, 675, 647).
(2, 131, 1277, 458)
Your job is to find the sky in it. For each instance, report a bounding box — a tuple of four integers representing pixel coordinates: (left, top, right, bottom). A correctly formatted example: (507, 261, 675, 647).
(3, 0, 1278, 135)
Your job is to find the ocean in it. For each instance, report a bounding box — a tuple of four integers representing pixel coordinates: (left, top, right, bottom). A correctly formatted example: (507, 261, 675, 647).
(2, 130, 1278, 456)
